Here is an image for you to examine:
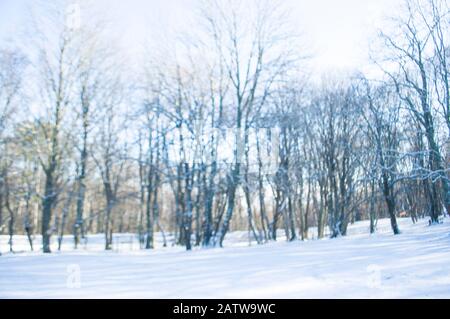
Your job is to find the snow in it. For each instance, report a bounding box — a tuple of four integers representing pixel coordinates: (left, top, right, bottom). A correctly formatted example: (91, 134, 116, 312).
(0, 217, 449, 299)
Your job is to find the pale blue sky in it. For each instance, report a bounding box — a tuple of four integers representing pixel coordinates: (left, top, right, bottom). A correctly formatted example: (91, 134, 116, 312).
(0, 0, 401, 72)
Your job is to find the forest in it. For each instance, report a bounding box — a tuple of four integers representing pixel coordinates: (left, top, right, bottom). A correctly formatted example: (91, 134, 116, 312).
(0, 0, 449, 256)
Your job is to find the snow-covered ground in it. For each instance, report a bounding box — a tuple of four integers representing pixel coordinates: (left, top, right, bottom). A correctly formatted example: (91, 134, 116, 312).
(0, 217, 449, 299)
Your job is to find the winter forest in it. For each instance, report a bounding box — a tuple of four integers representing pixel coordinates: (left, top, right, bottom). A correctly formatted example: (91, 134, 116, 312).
(0, 0, 449, 299)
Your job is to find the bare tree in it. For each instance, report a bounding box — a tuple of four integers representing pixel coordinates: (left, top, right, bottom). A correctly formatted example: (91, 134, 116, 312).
(202, 0, 297, 246)
(0, 49, 26, 255)
(361, 81, 402, 235)
(380, 0, 450, 221)
(92, 77, 126, 250)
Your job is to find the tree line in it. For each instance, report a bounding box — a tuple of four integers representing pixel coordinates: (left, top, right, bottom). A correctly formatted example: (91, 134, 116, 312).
(0, 0, 448, 254)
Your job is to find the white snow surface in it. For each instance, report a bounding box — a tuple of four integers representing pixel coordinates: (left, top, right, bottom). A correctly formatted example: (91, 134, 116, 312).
(0, 217, 449, 299)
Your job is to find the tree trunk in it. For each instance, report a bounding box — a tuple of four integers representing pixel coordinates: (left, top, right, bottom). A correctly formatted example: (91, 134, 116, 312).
(217, 163, 240, 247)
(42, 171, 56, 253)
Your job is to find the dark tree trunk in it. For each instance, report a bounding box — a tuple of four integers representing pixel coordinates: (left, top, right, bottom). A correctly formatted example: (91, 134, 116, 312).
(42, 171, 56, 253)
(217, 163, 240, 247)
(74, 106, 88, 249)
(202, 161, 216, 246)
(183, 163, 193, 251)
(381, 170, 400, 235)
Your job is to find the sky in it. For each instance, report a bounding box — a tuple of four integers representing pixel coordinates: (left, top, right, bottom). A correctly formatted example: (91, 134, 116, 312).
(0, 0, 402, 73)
